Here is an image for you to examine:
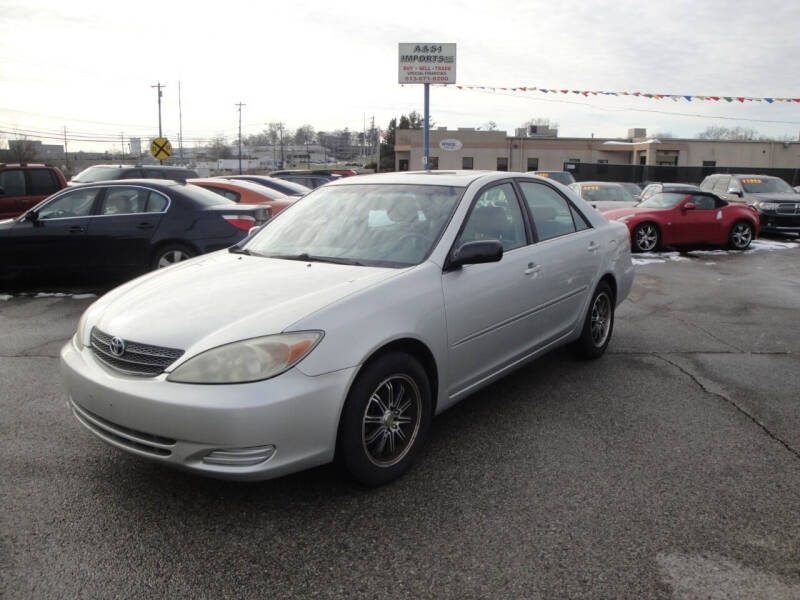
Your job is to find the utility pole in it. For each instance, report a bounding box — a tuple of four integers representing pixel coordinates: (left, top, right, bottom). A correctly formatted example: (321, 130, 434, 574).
(63, 126, 69, 175)
(424, 83, 430, 170)
(178, 81, 184, 161)
(236, 102, 246, 174)
(278, 122, 285, 168)
(120, 132, 125, 164)
(151, 81, 165, 164)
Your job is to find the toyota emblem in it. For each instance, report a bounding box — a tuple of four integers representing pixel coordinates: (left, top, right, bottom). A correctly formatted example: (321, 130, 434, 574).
(109, 336, 126, 357)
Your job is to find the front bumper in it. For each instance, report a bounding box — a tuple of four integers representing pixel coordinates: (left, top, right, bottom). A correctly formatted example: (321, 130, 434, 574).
(60, 339, 357, 481)
(759, 212, 800, 234)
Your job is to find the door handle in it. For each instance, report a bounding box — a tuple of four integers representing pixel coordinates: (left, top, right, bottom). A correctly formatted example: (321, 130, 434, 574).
(587, 241, 599, 252)
(136, 222, 154, 230)
(524, 262, 542, 276)
(68, 225, 85, 233)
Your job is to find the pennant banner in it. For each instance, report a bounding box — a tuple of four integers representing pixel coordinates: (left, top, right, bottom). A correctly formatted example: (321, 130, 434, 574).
(446, 84, 800, 104)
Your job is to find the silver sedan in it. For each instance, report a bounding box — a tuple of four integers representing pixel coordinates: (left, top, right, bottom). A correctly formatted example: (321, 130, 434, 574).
(61, 171, 634, 486)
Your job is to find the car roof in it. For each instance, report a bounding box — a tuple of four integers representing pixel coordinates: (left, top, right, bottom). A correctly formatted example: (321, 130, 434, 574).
(189, 178, 285, 196)
(325, 170, 514, 187)
(577, 181, 623, 187)
(68, 178, 184, 189)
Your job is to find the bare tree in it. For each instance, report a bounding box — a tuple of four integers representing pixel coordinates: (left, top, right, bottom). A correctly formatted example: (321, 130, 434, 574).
(522, 117, 559, 130)
(9, 137, 38, 162)
(207, 135, 232, 160)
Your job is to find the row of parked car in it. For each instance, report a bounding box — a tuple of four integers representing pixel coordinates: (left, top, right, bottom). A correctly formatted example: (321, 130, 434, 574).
(531, 170, 799, 252)
(0, 163, 363, 288)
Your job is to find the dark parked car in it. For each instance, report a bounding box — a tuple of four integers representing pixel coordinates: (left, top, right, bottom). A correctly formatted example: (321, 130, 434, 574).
(272, 172, 340, 189)
(0, 180, 269, 288)
(223, 175, 311, 197)
(700, 173, 800, 235)
(69, 164, 198, 185)
(0, 163, 67, 218)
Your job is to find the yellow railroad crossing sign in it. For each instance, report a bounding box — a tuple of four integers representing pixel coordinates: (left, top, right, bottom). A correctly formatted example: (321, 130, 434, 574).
(150, 137, 172, 160)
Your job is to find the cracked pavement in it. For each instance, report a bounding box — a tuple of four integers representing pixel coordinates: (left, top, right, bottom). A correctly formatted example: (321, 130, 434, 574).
(2, 246, 800, 599)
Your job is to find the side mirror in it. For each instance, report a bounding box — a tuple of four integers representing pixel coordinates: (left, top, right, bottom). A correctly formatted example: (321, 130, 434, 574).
(728, 189, 743, 197)
(683, 202, 696, 211)
(24, 210, 39, 222)
(447, 240, 503, 270)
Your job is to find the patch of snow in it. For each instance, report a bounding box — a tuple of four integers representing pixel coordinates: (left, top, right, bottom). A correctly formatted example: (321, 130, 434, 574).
(34, 292, 69, 298)
(0, 294, 12, 301)
(70, 293, 97, 300)
(704, 262, 717, 266)
(750, 239, 800, 251)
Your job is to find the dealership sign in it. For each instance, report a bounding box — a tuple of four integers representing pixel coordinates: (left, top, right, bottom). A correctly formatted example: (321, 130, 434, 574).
(398, 43, 457, 84)
(439, 139, 463, 151)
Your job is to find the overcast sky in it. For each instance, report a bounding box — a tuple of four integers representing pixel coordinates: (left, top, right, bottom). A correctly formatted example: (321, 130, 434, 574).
(1, 0, 799, 151)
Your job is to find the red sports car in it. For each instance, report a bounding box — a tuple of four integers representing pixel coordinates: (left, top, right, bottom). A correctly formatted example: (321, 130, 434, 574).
(603, 191, 759, 253)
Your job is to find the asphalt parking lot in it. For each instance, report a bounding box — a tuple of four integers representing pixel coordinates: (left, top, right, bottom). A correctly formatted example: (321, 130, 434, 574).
(2, 241, 800, 599)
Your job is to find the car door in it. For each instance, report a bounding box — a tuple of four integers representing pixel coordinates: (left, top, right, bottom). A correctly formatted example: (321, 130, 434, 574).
(675, 194, 721, 244)
(441, 181, 545, 396)
(0, 168, 27, 218)
(85, 186, 168, 276)
(7, 187, 101, 278)
(517, 179, 598, 343)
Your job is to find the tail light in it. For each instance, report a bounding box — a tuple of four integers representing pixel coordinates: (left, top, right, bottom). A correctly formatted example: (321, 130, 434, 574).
(222, 214, 256, 231)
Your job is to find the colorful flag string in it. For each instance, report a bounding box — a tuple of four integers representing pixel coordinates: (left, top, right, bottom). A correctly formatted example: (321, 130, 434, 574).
(441, 84, 800, 104)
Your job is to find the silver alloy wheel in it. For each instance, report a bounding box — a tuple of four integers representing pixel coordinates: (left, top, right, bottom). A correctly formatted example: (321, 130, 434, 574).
(590, 292, 612, 348)
(362, 374, 422, 467)
(731, 222, 753, 249)
(157, 250, 191, 268)
(634, 224, 658, 252)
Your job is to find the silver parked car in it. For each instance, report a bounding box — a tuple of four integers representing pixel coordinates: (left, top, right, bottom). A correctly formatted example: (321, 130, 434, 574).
(61, 171, 634, 486)
(568, 181, 639, 212)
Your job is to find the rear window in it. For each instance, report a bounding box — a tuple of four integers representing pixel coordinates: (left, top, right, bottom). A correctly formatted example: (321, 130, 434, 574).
(175, 183, 234, 207)
(72, 166, 127, 183)
(29, 169, 61, 195)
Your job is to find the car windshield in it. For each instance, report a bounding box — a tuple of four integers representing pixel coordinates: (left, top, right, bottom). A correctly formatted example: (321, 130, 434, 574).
(622, 183, 642, 196)
(581, 185, 634, 202)
(246, 184, 464, 267)
(72, 166, 127, 183)
(638, 192, 690, 209)
(739, 177, 793, 194)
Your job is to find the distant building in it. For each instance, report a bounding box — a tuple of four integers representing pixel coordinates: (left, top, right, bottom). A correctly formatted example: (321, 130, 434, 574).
(394, 127, 800, 172)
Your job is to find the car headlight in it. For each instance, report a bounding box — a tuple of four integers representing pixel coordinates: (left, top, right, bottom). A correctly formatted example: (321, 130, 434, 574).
(167, 331, 324, 384)
(756, 201, 779, 211)
(74, 309, 90, 347)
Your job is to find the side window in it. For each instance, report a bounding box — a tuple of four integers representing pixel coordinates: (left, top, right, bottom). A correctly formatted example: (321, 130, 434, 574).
(120, 169, 144, 179)
(100, 187, 149, 215)
(519, 181, 580, 242)
(570, 205, 590, 231)
(729, 179, 742, 192)
(145, 192, 168, 213)
(641, 185, 657, 200)
(144, 169, 166, 179)
(457, 182, 526, 251)
(691, 195, 715, 210)
(0, 170, 26, 196)
(713, 197, 727, 208)
(38, 188, 100, 219)
(29, 169, 60, 195)
(700, 177, 716, 191)
(713, 176, 730, 195)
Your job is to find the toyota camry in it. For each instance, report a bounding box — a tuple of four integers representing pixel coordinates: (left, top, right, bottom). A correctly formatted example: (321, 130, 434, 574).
(61, 171, 634, 486)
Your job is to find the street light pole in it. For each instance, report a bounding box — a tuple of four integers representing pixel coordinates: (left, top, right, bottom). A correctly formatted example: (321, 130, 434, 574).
(151, 81, 165, 164)
(236, 102, 246, 174)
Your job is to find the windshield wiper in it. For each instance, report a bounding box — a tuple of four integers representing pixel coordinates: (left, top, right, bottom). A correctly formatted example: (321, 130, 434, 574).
(270, 253, 364, 266)
(228, 247, 265, 257)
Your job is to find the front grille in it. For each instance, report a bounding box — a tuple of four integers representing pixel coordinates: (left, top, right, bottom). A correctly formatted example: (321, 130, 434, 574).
(91, 327, 184, 377)
(71, 400, 175, 457)
(776, 203, 800, 215)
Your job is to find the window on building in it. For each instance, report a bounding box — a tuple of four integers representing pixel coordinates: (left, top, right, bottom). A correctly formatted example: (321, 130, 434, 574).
(597, 159, 609, 164)
(702, 160, 716, 167)
(527, 158, 539, 171)
(398, 159, 409, 171)
(429, 157, 439, 170)
(462, 157, 474, 170)
(567, 158, 581, 164)
(496, 157, 508, 171)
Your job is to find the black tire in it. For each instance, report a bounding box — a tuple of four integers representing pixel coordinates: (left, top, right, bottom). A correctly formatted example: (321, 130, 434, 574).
(337, 352, 432, 487)
(631, 222, 660, 253)
(573, 281, 615, 359)
(728, 221, 754, 250)
(151, 243, 195, 270)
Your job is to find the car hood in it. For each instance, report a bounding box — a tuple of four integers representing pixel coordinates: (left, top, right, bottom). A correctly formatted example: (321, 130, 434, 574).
(0, 218, 16, 231)
(92, 251, 401, 357)
(748, 192, 800, 202)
